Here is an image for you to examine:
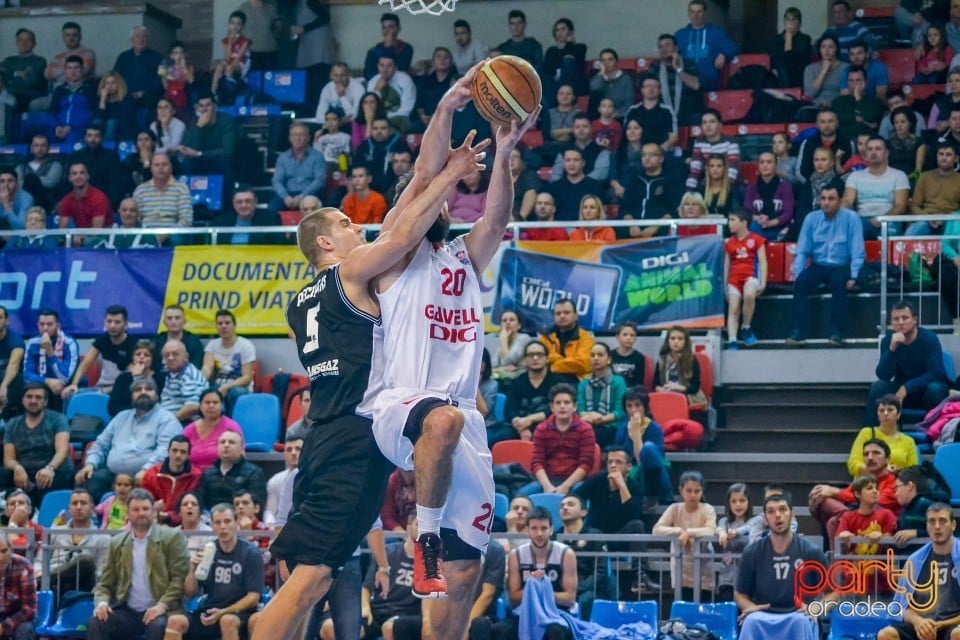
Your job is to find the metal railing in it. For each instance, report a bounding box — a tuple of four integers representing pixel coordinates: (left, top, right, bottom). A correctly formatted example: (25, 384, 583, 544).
(0, 217, 726, 248)
(878, 214, 959, 334)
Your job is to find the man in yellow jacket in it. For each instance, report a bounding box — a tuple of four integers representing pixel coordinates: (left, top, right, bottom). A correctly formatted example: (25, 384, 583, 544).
(539, 299, 595, 381)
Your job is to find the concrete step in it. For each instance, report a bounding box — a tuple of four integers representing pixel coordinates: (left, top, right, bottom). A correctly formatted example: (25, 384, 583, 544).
(722, 385, 871, 406)
(723, 405, 863, 430)
(666, 452, 848, 486)
(713, 428, 855, 453)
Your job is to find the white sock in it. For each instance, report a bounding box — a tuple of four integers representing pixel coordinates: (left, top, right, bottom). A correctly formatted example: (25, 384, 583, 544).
(416, 505, 443, 538)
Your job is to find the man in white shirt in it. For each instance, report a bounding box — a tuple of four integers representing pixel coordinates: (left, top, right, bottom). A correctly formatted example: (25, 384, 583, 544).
(200, 310, 257, 414)
(451, 20, 488, 75)
(368, 54, 416, 133)
(314, 63, 366, 123)
(264, 436, 302, 526)
(842, 135, 910, 240)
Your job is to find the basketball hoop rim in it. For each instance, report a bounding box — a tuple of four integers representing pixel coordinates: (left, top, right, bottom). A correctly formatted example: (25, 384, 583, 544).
(378, 0, 458, 16)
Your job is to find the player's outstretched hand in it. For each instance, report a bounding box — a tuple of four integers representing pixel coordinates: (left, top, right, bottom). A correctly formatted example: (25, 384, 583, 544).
(496, 105, 543, 153)
(440, 58, 489, 113)
(446, 129, 491, 180)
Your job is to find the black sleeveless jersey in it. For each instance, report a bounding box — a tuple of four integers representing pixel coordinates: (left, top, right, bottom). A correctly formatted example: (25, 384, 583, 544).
(287, 265, 379, 423)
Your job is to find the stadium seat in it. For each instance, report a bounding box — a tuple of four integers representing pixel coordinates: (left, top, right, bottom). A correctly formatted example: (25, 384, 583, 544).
(723, 53, 771, 88)
(491, 440, 533, 471)
(537, 166, 552, 182)
(178, 175, 225, 212)
(246, 70, 307, 104)
(904, 83, 941, 105)
(644, 356, 655, 392)
(286, 396, 303, 428)
(826, 607, 895, 640)
(591, 443, 602, 474)
(878, 48, 916, 87)
(766, 242, 786, 284)
(528, 492, 563, 529)
(692, 352, 713, 406)
(494, 492, 509, 521)
(262, 373, 309, 422)
(739, 161, 759, 184)
(0, 144, 28, 158)
(906, 429, 932, 454)
(670, 601, 738, 640)
(633, 57, 659, 75)
(933, 444, 960, 507)
(649, 391, 690, 423)
(232, 393, 281, 452)
(577, 95, 590, 112)
(38, 490, 73, 527)
(36, 595, 95, 637)
(84, 359, 100, 388)
(493, 392, 506, 422)
(590, 599, 658, 636)
(251, 361, 263, 393)
(704, 90, 753, 123)
(945, 351, 957, 381)
(65, 392, 111, 424)
(35, 590, 54, 632)
(856, 6, 895, 18)
(786, 121, 817, 139)
(604, 204, 619, 219)
(405, 133, 423, 152)
(520, 129, 544, 150)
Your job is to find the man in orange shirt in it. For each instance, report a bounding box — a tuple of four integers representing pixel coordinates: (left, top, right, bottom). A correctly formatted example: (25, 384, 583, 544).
(341, 164, 387, 224)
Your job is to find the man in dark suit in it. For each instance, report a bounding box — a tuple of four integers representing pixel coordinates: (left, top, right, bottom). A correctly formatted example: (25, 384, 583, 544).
(211, 187, 282, 245)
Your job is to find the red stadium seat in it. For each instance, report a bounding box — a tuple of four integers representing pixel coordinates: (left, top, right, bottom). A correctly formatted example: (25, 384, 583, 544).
(692, 352, 714, 407)
(766, 242, 786, 284)
(520, 129, 544, 150)
(856, 6, 895, 19)
(537, 166, 552, 182)
(84, 359, 100, 388)
(723, 53, 771, 88)
(279, 210, 302, 242)
(903, 83, 942, 105)
(649, 392, 690, 423)
(865, 240, 882, 263)
(287, 397, 303, 427)
(251, 361, 263, 393)
(491, 440, 533, 472)
(720, 124, 785, 138)
(704, 90, 753, 123)
(591, 443, 602, 474)
(577, 95, 590, 112)
(405, 133, 423, 153)
(604, 204, 619, 219)
(644, 357, 655, 392)
(739, 162, 759, 184)
(633, 57, 659, 75)
(778, 87, 806, 101)
(785, 242, 800, 283)
(878, 49, 916, 87)
(677, 126, 693, 150)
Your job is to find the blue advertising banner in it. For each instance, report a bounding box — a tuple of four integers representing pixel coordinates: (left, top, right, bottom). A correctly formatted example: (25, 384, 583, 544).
(491, 248, 622, 333)
(0, 249, 173, 336)
(599, 236, 725, 329)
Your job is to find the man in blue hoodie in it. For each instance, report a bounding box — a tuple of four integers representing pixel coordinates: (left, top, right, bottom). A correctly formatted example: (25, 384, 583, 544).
(673, 0, 737, 92)
(878, 503, 960, 640)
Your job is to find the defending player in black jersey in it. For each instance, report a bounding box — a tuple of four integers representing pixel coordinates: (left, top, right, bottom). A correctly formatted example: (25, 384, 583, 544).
(251, 76, 491, 640)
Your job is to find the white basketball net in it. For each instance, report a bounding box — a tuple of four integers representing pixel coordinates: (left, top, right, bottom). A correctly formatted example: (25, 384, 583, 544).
(378, 0, 457, 16)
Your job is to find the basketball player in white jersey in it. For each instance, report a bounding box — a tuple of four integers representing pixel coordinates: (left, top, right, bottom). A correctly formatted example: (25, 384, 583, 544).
(365, 97, 541, 638)
(251, 72, 491, 640)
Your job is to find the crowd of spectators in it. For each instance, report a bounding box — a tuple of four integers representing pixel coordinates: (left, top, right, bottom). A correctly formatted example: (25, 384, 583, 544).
(4, 1, 960, 639)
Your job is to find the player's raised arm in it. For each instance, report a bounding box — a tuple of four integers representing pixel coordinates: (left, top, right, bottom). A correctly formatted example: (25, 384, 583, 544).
(342, 131, 489, 284)
(465, 106, 542, 272)
(382, 60, 487, 232)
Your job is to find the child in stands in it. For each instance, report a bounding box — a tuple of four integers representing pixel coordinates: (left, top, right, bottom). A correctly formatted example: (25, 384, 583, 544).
(724, 211, 767, 349)
(212, 11, 252, 98)
(772, 133, 798, 185)
(592, 97, 622, 152)
(840, 133, 870, 175)
(716, 482, 763, 602)
(653, 471, 717, 601)
(610, 321, 647, 389)
(654, 326, 707, 406)
(836, 475, 897, 591)
(313, 110, 352, 175)
(96, 473, 133, 530)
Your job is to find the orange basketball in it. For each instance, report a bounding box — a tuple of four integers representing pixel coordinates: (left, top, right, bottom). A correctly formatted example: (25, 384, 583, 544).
(471, 55, 542, 129)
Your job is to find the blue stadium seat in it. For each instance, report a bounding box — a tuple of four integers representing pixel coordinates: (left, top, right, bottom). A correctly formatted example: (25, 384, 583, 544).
(493, 393, 506, 422)
(232, 393, 281, 452)
(246, 70, 307, 104)
(218, 104, 282, 117)
(933, 443, 960, 507)
(102, 140, 136, 160)
(826, 608, 894, 640)
(590, 600, 657, 637)
(35, 590, 54, 631)
(528, 493, 563, 530)
(178, 175, 224, 211)
(38, 596, 95, 637)
(37, 490, 73, 527)
(670, 601, 738, 640)
(65, 392, 111, 424)
(496, 594, 509, 619)
(494, 492, 509, 521)
(944, 351, 956, 381)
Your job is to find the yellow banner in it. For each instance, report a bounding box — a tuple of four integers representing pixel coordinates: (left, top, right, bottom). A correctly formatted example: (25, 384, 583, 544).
(163, 246, 317, 334)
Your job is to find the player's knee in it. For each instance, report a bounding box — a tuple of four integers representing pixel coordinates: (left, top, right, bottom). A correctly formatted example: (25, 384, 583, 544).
(246, 612, 259, 634)
(219, 614, 241, 632)
(320, 618, 335, 640)
(423, 405, 464, 442)
(876, 627, 898, 640)
(166, 614, 189, 634)
(950, 626, 960, 640)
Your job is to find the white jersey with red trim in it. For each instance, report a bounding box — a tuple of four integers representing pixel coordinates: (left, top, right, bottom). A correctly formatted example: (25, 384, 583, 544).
(375, 235, 483, 399)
